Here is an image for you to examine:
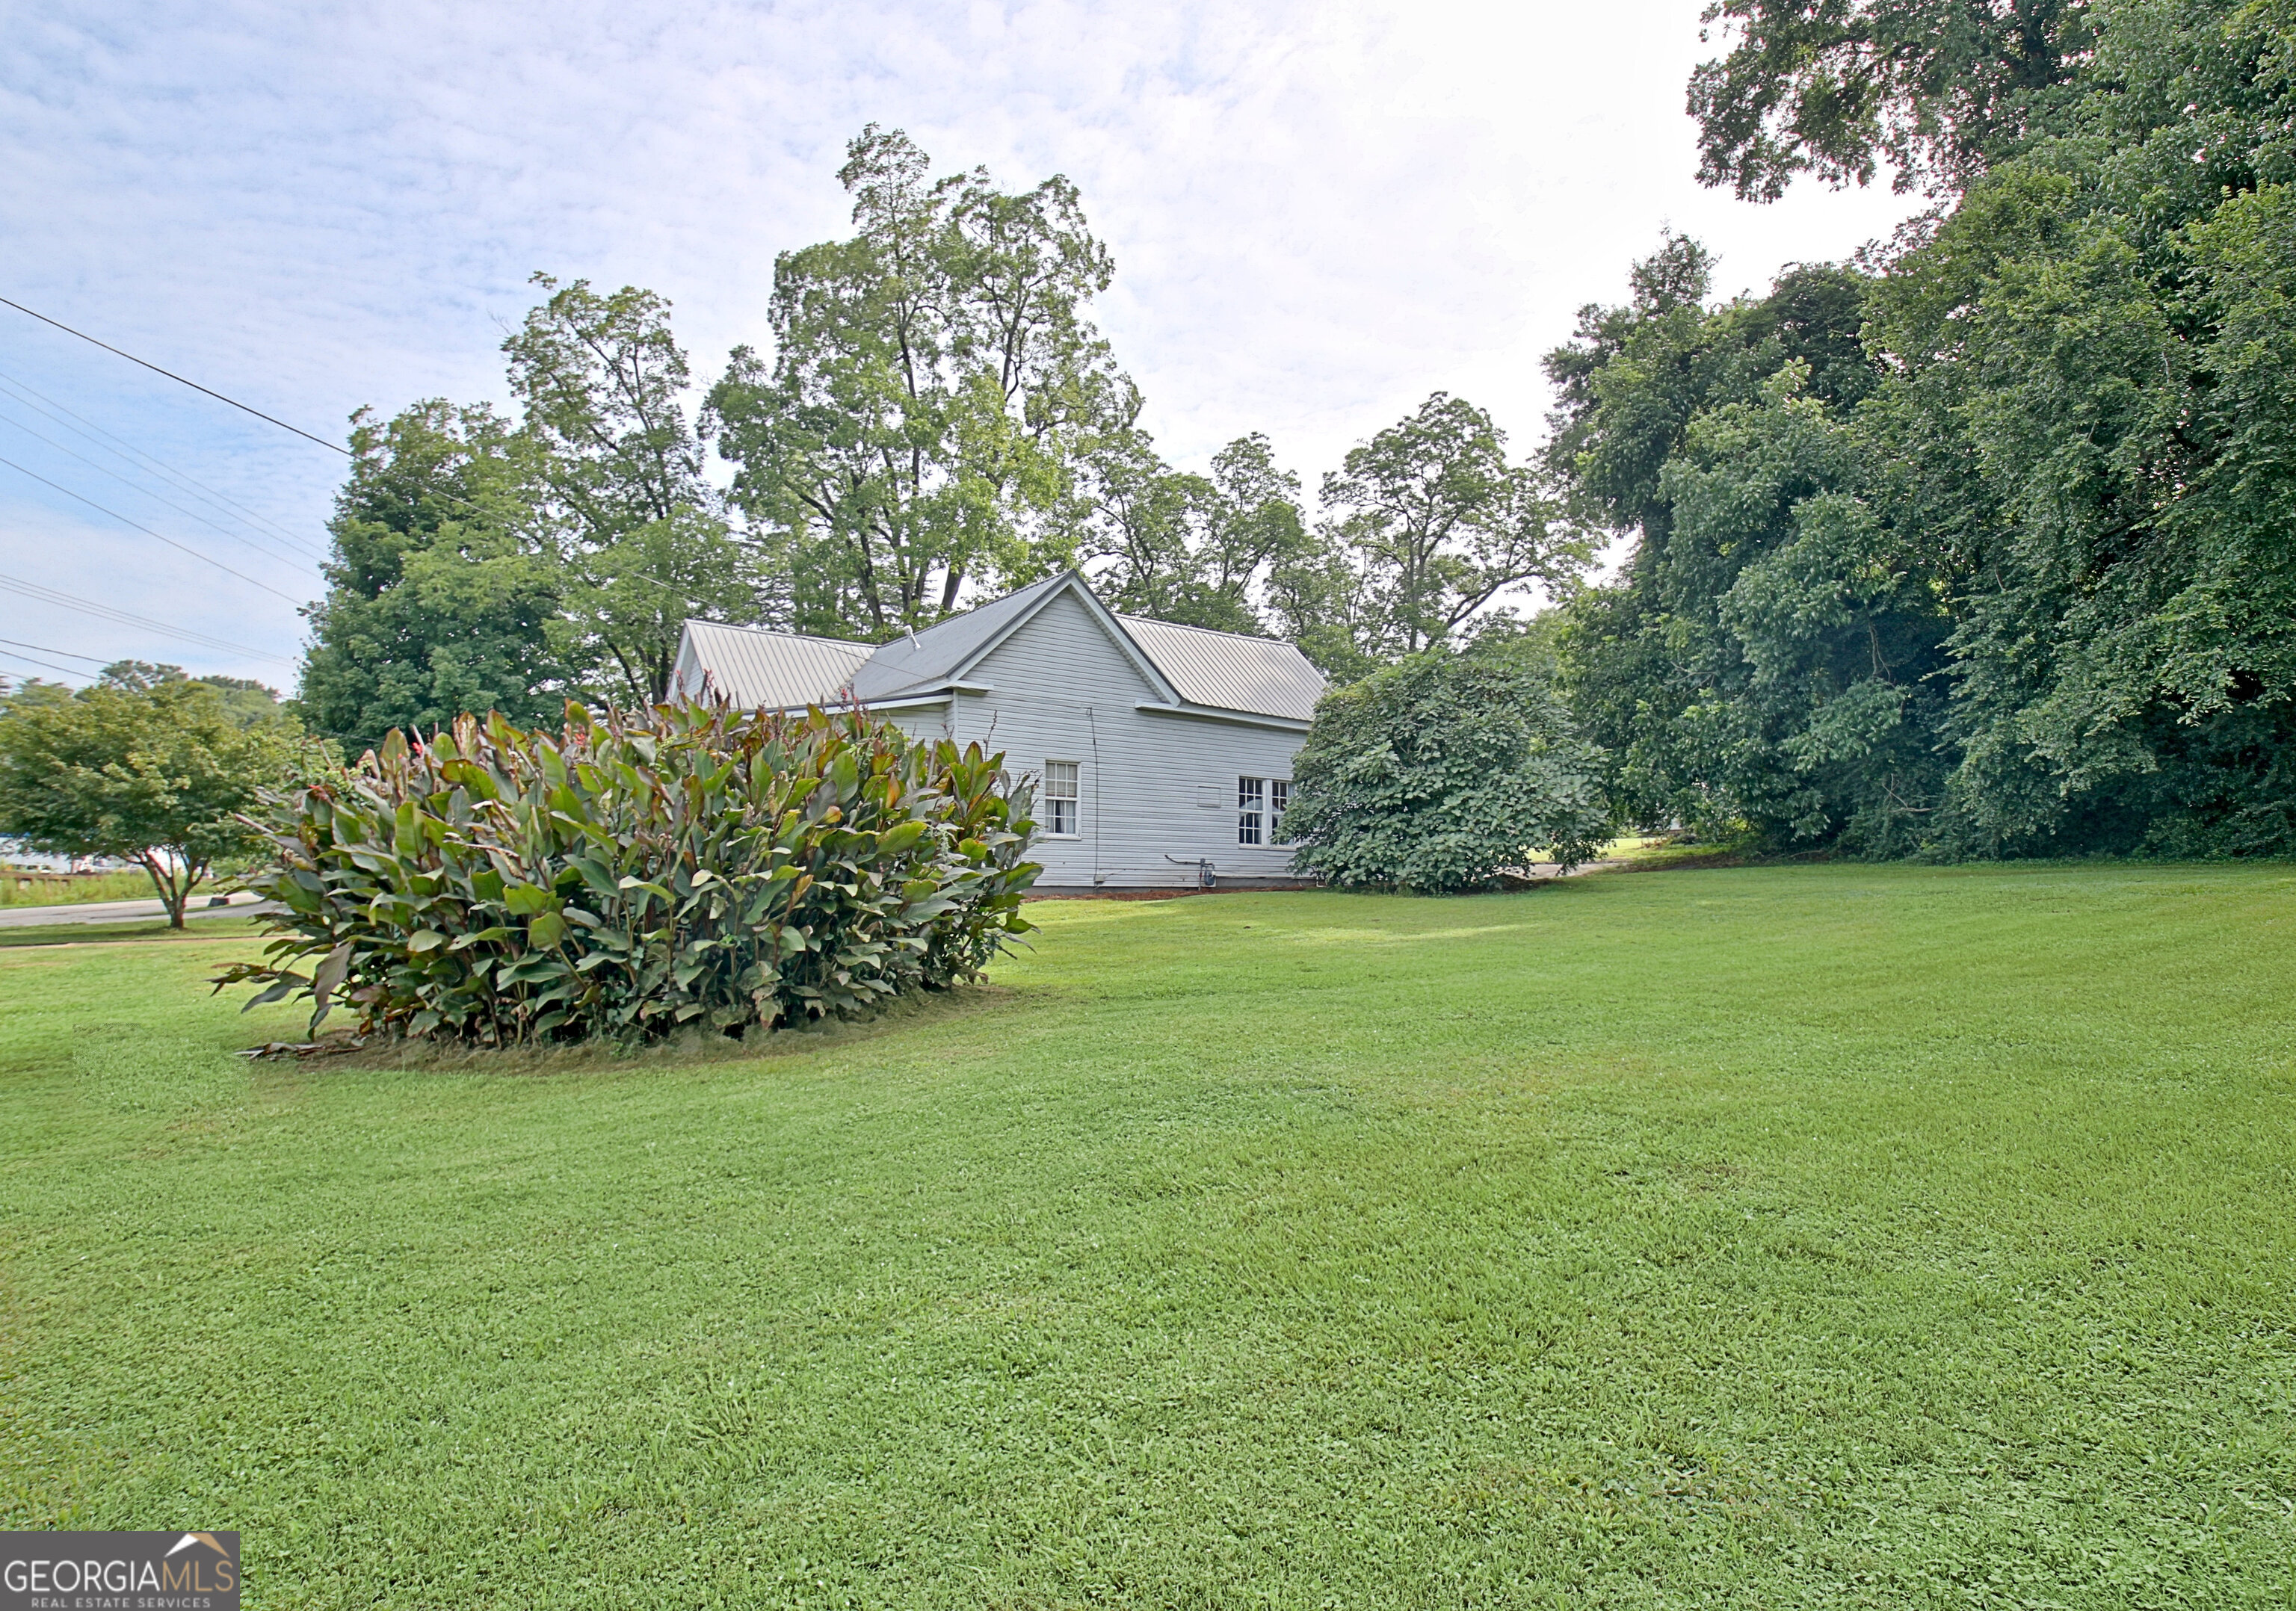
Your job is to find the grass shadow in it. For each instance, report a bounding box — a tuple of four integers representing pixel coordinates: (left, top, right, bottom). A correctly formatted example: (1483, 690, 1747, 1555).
(292, 981, 1022, 1077)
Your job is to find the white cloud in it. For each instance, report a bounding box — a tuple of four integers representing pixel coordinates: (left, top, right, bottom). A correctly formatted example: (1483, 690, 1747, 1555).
(0, 0, 1923, 681)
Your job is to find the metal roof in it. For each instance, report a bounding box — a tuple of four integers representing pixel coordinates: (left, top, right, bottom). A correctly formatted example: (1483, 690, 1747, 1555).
(676, 573, 1328, 723)
(676, 620, 872, 708)
(1115, 613, 1327, 722)
(845, 572, 1067, 702)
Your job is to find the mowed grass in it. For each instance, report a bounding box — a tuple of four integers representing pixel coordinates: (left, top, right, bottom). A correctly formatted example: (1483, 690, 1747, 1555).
(2, 865, 2293, 1607)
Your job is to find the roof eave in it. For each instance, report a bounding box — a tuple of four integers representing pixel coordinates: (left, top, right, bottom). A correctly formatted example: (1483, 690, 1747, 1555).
(1133, 700, 1312, 733)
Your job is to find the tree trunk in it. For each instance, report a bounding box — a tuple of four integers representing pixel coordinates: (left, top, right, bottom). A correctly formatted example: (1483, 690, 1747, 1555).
(141, 855, 188, 928)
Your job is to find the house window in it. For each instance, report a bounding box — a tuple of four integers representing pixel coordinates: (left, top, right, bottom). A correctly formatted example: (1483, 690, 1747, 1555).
(1270, 779, 1292, 844)
(1044, 761, 1079, 836)
(1238, 776, 1265, 845)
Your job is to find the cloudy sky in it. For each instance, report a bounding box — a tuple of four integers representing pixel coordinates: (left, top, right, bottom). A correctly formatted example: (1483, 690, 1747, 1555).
(0, 0, 1920, 689)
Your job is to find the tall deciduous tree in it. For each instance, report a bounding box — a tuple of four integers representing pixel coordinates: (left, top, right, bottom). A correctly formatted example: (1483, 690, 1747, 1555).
(706, 126, 1134, 639)
(1081, 430, 1312, 634)
(1689, 0, 2095, 200)
(505, 276, 761, 702)
(298, 401, 570, 754)
(1543, 248, 1951, 850)
(0, 672, 313, 926)
(1315, 393, 1583, 664)
(1557, 0, 2296, 858)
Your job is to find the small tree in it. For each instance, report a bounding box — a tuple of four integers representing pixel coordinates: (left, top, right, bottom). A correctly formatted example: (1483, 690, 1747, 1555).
(1282, 646, 1611, 893)
(0, 677, 311, 926)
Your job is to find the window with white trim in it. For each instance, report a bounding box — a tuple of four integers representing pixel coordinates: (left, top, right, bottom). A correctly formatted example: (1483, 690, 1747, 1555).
(1043, 760, 1079, 837)
(1237, 776, 1265, 845)
(1269, 778, 1292, 844)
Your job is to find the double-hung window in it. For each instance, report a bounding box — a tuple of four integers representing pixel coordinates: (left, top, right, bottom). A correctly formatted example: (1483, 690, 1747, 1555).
(1237, 776, 1265, 845)
(1237, 776, 1292, 846)
(1043, 761, 1079, 837)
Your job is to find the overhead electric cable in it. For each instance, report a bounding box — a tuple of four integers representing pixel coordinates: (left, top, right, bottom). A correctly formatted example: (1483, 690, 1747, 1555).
(0, 367, 327, 557)
(0, 636, 106, 663)
(0, 296, 349, 454)
(0, 646, 87, 678)
(0, 357, 497, 560)
(0, 409, 320, 572)
(0, 454, 306, 604)
(0, 570, 294, 664)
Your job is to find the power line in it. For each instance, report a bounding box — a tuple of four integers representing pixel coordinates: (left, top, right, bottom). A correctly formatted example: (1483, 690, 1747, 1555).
(0, 303, 507, 560)
(0, 569, 294, 664)
(0, 636, 106, 663)
(0, 646, 87, 679)
(0, 407, 321, 572)
(0, 357, 499, 557)
(0, 296, 349, 455)
(0, 367, 327, 558)
(0, 454, 306, 604)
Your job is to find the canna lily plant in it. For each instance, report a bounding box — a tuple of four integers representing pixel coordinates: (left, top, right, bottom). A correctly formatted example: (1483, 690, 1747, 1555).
(216, 700, 1038, 1045)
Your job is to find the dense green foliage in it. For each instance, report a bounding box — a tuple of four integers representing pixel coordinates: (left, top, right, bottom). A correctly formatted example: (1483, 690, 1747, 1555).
(1549, 250, 1957, 853)
(1283, 646, 1608, 890)
(706, 126, 1130, 637)
(1559, 0, 2296, 857)
(1690, 0, 2095, 199)
(0, 670, 312, 925)
(220, 704, 1038, 1045)
(506, 276, 762, 704)
(297, 401, 572, 754)
(10, 865, 2295, 1601)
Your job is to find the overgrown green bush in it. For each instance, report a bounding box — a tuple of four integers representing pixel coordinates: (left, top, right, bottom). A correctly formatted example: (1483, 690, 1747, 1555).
(218, 702, 1039, 1044)
(1283, 647, 1610, 892)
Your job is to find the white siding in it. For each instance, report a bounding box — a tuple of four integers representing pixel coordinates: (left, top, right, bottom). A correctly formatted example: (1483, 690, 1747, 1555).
(876, 702, 953, 746)
(957, 590, 1309, 888)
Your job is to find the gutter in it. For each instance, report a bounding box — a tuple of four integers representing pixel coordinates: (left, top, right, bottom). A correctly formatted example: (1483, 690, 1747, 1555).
(1133, 701, 1311, 734)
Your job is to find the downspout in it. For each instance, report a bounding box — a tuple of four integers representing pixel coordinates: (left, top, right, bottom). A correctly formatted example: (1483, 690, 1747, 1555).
(1087, 705, 1103, 888)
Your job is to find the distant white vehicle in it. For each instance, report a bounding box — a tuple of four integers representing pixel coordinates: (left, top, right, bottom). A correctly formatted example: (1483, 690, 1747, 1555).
(674, 570, 1327, 891)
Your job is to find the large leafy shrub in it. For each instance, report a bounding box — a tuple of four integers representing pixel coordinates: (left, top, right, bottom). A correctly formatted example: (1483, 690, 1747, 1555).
(219, 702, 1039, 1043)
(1283, 648, 1610, 892)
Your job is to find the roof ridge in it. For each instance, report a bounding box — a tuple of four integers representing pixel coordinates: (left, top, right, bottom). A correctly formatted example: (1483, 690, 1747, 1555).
(1114, 611, 1282, 646)
(691, 621, 871, 651)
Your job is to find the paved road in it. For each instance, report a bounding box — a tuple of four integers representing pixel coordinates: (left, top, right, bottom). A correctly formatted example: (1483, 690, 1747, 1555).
(0, 889, 277, 930)
(1, 861, 1625, 930)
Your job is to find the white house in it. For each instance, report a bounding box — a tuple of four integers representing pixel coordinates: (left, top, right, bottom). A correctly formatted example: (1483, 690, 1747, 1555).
(671, 571, 1327, 891)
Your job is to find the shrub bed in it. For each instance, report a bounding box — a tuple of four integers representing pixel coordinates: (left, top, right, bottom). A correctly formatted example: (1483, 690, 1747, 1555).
(218, 702, 1039, 1044)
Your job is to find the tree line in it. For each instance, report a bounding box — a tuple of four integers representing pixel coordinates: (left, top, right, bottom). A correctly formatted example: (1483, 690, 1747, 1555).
(299, 126, 1576, 756)
(13, 0, 2287, 900)
(1548, 0, 2296, 859)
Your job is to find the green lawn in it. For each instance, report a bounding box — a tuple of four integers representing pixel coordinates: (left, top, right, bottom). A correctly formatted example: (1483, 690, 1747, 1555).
(3, 865, 2292, 1607)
